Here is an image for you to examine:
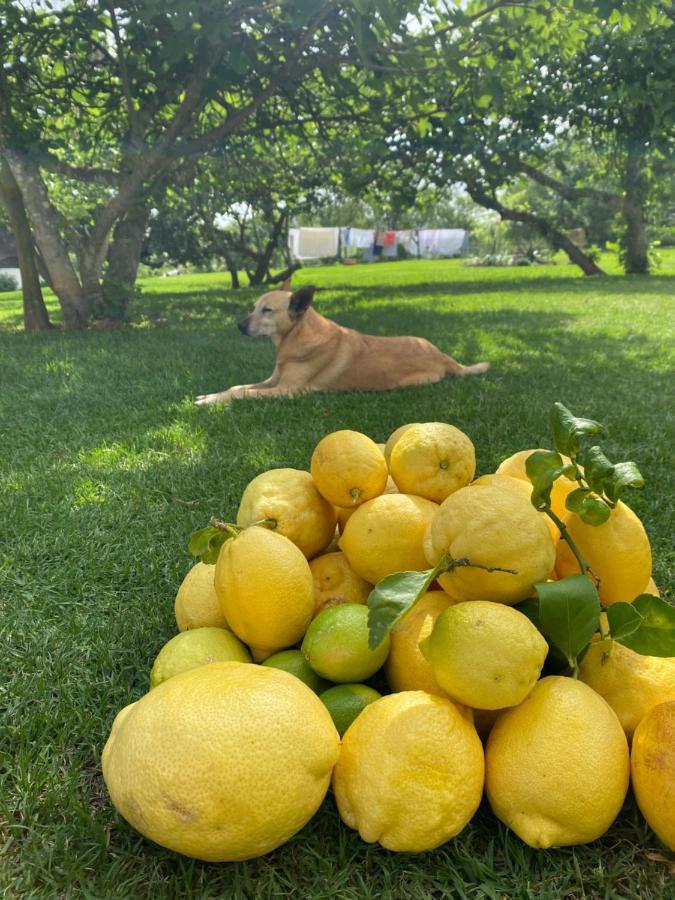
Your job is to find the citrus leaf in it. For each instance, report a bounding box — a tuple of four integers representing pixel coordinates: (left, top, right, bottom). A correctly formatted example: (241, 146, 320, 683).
(549, 402, 604, 456)
(614, 595, 675, 657)
(367, 568, 436, 649)
(525, 449, 566, 508)
(187, 525, 230, 564)
(605, 601, 643, 642)
(535, 574, 601, 666)
(580, 446, 615, 495)
(565, 489, 611, 525)
(603, 460, 645, 503)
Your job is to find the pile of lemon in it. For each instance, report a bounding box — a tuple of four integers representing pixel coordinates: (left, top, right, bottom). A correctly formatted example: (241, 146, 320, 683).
(102, 423, 675, 863)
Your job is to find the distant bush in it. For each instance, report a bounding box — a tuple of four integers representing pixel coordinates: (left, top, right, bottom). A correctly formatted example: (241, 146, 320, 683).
(652, 226, 675, 247)
(0, 273, 19, 293)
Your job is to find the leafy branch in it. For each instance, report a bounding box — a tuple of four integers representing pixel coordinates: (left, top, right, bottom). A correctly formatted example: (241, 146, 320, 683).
(367, 553, 517, 649)
(187, 517, 275, 564)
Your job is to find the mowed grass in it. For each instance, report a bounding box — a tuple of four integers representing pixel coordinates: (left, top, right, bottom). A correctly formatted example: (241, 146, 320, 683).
(1, 257, 674, 899)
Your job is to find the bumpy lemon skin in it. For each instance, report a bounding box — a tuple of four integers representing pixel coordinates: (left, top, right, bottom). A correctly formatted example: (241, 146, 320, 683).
(384, 423, 420, 467)
(310, 430, 388, 508)
(425, 483, 556, 605)
(309, 551, 372, 617)
(423, 601, 549, 710)
(102, 663, 340, 862)
(214, 526, 314, 660)
(339, 493, 439, 585)
(471, 473, 559, 545)
(579, 641, 675, 738)
(333, 691, 484, 852)
(631, 701, 675, 852)
(175, 562, 228, 632)
(389, 422, 476, 503)
(237, 468, 337, 559)
(385, 591, 454, 695)
(555, 501, 651, 606)
(485, 676, 629, 848)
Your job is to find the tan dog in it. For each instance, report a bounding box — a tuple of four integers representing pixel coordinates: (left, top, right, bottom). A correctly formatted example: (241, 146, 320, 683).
(195, 282, 489, 404)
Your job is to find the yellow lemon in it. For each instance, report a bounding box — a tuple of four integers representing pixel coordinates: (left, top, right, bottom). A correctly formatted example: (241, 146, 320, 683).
(579, 640, 675, 738)
(644, 577, 659, 596)
(383, 422, 420, 467)
(102, 662, 340, 861)
(149, 628, 251, 687)
(336, 474, 398, 532)
(338, 493, 439, 585)
(214, 526, 314, 661)
(420, 601, 548, 709)
(425, 483, 556, 604)
(389, 422, 476, 503)
(631, 701, 675, 852)
(309, 551, 371, 617)
(472, 473, 559, 545)
(237, 468, 336, 559)
(385, 591, 454, 695)
(555, 501, 652, 606)
(333, 691, 484, 852)
(496, 448, 577, 521)
(311, 430, 388, 508)
(174, 562, 228, 631)
(486, 676, 629, 848)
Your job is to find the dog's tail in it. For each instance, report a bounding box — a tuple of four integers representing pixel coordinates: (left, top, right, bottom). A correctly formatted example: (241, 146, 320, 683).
(444, 356, 490, 377)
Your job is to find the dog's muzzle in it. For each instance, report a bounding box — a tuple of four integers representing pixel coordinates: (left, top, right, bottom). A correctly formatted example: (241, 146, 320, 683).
(237, 317, 250, 335)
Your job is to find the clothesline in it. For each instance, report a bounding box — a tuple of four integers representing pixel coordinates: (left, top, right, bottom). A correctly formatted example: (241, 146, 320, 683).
(288, 227, 469, 261)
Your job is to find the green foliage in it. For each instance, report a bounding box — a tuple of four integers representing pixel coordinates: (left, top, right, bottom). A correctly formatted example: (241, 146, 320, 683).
(534, 576, 602, 669)
(0, 272, 18, 292)
(367, 567, 440, 649)
(607, 595, 675, 657)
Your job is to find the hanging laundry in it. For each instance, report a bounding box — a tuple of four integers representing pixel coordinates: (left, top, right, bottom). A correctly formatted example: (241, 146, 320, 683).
(396, 230, 420, 256)
(290, 227, 340, 259)
(417, 229, 468, 257)
(374, 230, 386, 248)
(345, 228, 374, 250)
(383, 231, 396, 247)
(382, 234, 398, 258)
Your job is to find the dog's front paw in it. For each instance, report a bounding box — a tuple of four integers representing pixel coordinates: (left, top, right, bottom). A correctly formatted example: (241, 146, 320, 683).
(194, 391, 231, 407)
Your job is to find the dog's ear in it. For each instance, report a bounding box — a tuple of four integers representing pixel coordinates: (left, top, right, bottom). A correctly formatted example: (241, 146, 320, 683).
(280, 278, 292, 292)
(288, 285, 316, 318)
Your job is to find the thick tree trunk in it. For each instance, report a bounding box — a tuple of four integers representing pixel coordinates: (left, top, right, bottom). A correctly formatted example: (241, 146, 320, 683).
(467, 185, 606, 276)
(0, 156, 52, 331)
(102, 200, 149, 318)
(622, 152, 649, 275)
(228, 267, 240, 289)
(3, 149, 91, 327)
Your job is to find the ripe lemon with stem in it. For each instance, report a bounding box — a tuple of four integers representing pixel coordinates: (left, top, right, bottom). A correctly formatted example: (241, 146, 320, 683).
(237, 468, 336, 559)
(389, 422, 476, 503)
(555, 500, 651, 606)
(424, 483, 556, 605)
(214, 525, 314, 661)
(311, 430, 388, 508)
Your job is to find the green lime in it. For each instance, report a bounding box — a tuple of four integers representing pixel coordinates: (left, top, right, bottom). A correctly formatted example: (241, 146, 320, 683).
(150, 627, 251, 687)
(261, 649, 329, 694)
(319, 683, 381, 736)
(301, 603, 390, 683)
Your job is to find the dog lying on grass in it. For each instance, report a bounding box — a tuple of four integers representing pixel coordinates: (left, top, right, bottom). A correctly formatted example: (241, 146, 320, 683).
(195, 282, 489, 405)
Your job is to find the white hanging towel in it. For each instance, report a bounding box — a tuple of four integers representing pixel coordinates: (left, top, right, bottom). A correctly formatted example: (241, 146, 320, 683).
(418, 229, 467, 257)
(344, 227, 374, 250)
(288, 228, 301, 258)
(396, 230, 419, 255)
(291, 227, 339, 259)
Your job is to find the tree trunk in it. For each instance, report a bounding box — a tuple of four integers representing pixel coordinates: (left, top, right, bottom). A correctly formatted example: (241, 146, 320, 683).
(0, 156, 52, 331)
(266, 262, 301, 285)
(228, 267, 240, 289)
(102, 200, 149, 318)
(622, 152, 649, 275)
(467, 185, 606, 276)
(3, 149, 91, 327)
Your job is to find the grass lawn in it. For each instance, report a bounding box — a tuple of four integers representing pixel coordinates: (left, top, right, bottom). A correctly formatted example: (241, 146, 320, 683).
(1, 256, 674, 899)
